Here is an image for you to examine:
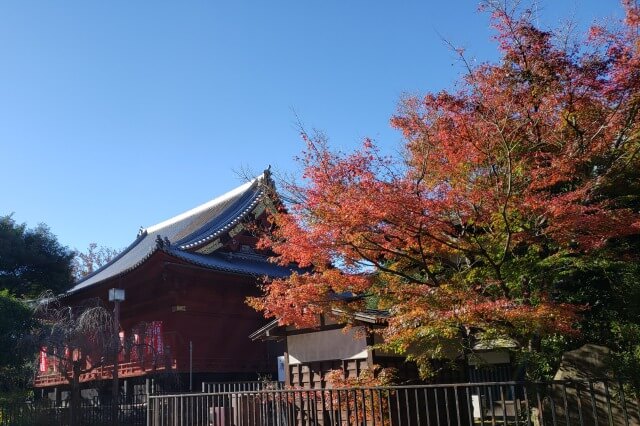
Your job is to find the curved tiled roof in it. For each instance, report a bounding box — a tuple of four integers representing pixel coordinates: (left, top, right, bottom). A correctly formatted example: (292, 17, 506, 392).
(67, 173, 275, 294)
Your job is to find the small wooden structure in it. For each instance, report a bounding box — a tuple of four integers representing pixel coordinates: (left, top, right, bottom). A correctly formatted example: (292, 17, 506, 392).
(250, 309, 520, 388)
(250, 309, 431, 388)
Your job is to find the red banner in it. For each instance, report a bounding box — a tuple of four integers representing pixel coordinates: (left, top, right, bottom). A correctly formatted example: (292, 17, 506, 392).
(131, 333, 140, 362)
(119, 331, 125, 362)
(39, 347, 48, 372)
(145, 321, 164, 356)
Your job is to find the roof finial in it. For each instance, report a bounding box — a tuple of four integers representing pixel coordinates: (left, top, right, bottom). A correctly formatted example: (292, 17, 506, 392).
(262, 165, 275, 189)
(155, 235, 165, 249)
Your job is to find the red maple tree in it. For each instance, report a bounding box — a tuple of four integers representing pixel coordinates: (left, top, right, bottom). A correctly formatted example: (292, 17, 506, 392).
(250, 1, 640, 376)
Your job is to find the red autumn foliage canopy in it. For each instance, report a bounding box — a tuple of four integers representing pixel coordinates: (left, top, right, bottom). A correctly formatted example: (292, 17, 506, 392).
(250, 2, 640, 371)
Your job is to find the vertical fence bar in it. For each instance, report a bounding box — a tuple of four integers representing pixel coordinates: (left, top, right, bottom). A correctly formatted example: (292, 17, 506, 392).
(575, 382, 585, 426)
(488, 385, 496, 426)
(636, 388, 640, 426)
(319, 388, 326, 426)
(444, 387, 451, 426)
(499, 384, 507, 426)
(172, 396, 182, 426)
(604, 381, 614, 426)
(412, 388, 420, 426)
(548, 383, 558, 426)
(204, 393, 209, 426)
(259, 390, 265, 426)
(618, 380, 630, 426)
(522, 384, 531, 426)
(303, 390, 309, 426)
(337, 389, 343, 426)
(378, 389, 385, 426)
(477, 385, 486, 426)
(309, 389, 314, 426)
(395, 386, 402, 426)
(453, 386, 461, 426)
(361, 388, 368, 426)
(327, 388, 334, 426)
(214, 392, 219, 426)
(288, 390, 293, 426)
(424, 386, 432, 426)
(283, 389, 287, 426)
(561, 382, 570, 426)
(353, 390, 359, 425)
(434, 387, 441, 426)
(252, 391, 257, 426)
(589, 381, 599, 425)
(146, 395, 151, 426)
(536, 383, 543, 425)
(263, 389, 270, 426)
(404, 387, 411, 426)
(314, 390, 319, 426)
(297, 390, 303, 426)
(465, 386, 473, 426)
(385, 388, 392, 426)
(282, 390, 288, 426)
(512, 384, 520, 426)
(284, 390, 289, 426)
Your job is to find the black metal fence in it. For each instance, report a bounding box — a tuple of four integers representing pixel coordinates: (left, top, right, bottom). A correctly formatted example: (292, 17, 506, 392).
(2, 380, 638, 425)
(0, 397, 146, 426)
(148, 380, 640, 426)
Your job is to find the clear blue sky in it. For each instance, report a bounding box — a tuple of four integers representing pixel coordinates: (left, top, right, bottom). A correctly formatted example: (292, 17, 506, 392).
(0, 1, 622, 252)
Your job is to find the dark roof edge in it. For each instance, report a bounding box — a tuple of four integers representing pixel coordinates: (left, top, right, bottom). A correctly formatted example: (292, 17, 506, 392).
(165, 248, 280, 278)
(68, 230, 149, 291)
(65, 244, 160, 297)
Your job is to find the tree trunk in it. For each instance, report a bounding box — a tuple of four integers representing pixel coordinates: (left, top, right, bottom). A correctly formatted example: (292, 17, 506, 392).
(70, 363, 81, 426)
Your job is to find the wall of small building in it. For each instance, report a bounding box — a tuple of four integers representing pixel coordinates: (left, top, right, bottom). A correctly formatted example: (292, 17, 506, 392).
(284, 326, 370, 388)
(282, 324, 474, 388)
(287, 327, 368, 365)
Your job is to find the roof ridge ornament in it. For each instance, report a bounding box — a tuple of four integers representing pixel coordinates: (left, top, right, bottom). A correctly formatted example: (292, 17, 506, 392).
(261, 165, 276, 191)
(155, 235, 166, 249)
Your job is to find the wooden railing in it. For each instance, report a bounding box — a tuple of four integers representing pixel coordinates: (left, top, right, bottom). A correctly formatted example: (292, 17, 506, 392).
(33, 359, 177, 387)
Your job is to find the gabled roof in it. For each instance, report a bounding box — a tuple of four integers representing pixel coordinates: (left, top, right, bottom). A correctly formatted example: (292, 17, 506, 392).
(330, 308, 390, 324)
(248, 319, 282, 341)
(249, 309, 390, 341)
(67, 172, 282, 294)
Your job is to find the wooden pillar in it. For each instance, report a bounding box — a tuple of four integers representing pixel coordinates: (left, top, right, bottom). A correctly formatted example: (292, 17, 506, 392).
(366, 330, 375, 371)
(283, 350, 291, 387)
